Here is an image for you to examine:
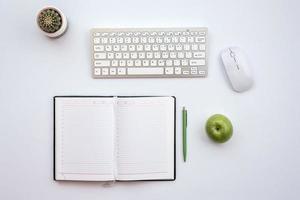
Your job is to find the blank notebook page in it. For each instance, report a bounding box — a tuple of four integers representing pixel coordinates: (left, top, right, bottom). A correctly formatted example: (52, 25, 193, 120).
(116, 97, 175, 180)
(55, 97, 115, 181)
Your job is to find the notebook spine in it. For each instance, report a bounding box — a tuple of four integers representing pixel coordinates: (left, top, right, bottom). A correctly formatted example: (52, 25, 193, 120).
(112, 96, 119, 180)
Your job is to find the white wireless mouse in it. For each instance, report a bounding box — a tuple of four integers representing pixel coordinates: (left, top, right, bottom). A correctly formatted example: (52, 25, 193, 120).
(221, 47, 253, 92)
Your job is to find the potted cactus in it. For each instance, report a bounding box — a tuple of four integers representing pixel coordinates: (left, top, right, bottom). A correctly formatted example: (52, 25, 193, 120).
(36, 6, 68, 38)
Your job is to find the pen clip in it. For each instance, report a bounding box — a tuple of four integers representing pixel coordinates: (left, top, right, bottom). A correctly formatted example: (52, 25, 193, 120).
(183, 107, 187, 127)
(185, 110, 187, 127)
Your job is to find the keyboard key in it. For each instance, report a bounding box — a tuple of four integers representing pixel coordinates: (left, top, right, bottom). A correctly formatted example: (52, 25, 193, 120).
(117, 68, 126, 75)
(182, 60, 188, 66)
(143, 60, 149, 66)
(112, 60, 118, 66)
(199, 71, 206, 75)
(123, 53, 129, 59)
(195, 37, 205, 43)
(102, 68, 109, 75)
(117, 37, 123, 43)
(94, 53, 106, 59)
(164, 37, 171, 43)
(158, 32, 165, 36)
(129, 45, 135, 51)
(110, 68, 117, 75)
(109, 38, 116, 43)
(150, 60, 157, 66)
(95, 60, 110, 67)
(171, 37, 178, 43)
(120, 60, 126, 66)
(187, 37, 194, 43)
(166, 32, 173, 36)
(142, 32, 149, 36)
(121, 45, 128, 51)
(135, 60, 142, 66)
(154, 52, 161, 59)
(94, 45, 104, 51)
(94, 68, 101, 75)
(199, 44, 205, 50)
(133, 37, 139, 43)
(184, 44, 190, 51)
(101, 38, 108, 43)
(116, 53, 122, 59)
(127, 67, 164, 75)
(152, 44, 159, 51)
(156, 37, 163, 43)
(192, 44, 198, 50)
(175, 44, 182, 50)
(185, 52, 192, 58)
(130, 53, 138, 59)
(105, 45, 112, 51)
(190, 59, 205, 66)
(113, 45, 120, 51)
(141, 37, 147, 43)
(107, 53, 114, 59)
(174, 60, 180, 66)
(162, 52, 169, 58)
(160, 45, 167, 51)
(125, 37, 131, 43)
(168, 44, 175, 51)
(148, 37, 155, 43)
(170, 52, 176, 59)
(127, 60, 134, 66)
(146, 52, 153, 59)
(94, 38, 100, 44)
(166, 60, 173, 66)
(137, 45, 143, 51)
(158, 60, 165, 66)
(183, 70, 190, 75)
(175, 67, 181, 74)
(138, 52, 145, 59)
(179, 37, 186, 43)
(150, 32, 157, 36)
(191, 70, 198, 75)
(165, 67, 174, 74)
(145, 45, 151, 51)
(178, 52, 184, 58)
(193, 52, 205, 58)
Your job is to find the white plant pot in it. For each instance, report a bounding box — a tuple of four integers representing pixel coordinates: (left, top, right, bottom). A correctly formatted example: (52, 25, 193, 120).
(36, 6, 68, 38)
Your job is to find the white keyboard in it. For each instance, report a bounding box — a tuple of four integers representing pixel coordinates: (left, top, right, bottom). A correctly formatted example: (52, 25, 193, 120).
(91, 27, 208, 78)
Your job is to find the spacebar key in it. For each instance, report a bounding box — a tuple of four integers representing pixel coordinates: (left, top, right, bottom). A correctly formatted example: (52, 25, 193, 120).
(127, 67, 164, 75)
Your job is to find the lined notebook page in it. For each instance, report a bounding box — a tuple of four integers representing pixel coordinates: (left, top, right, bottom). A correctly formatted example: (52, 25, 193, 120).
(116, 97, 175, 180)
(55, 97, 115, 181)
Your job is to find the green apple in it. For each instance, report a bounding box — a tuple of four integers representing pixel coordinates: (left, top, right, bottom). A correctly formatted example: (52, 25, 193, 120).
(205, 114, 233, 143)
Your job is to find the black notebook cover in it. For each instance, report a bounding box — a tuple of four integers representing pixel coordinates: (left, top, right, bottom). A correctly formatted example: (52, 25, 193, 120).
(53, 96, 176, 181)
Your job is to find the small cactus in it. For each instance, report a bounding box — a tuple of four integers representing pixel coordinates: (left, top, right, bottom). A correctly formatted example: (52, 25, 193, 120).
(38, 8, 62, 33)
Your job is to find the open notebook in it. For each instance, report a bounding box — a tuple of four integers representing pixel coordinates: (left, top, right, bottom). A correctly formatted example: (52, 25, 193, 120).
(54, 96, 176, 181)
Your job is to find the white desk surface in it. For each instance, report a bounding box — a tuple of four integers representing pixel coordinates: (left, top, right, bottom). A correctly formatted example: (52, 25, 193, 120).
(1, 0, 300, 199)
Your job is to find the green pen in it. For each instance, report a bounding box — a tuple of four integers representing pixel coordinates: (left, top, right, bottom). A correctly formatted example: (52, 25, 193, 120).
(182, 107, 187, 162)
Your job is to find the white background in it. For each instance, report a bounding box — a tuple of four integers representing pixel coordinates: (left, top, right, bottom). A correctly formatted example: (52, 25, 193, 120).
(0, 0, 300, 199)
